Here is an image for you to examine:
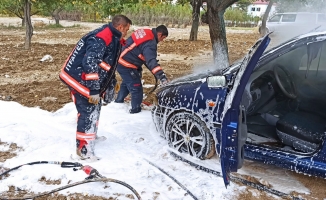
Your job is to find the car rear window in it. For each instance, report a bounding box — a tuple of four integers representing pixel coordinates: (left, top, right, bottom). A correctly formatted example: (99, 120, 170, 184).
(268, 14, 281, 22)
(318, 14, 326, 22)
(281, 14, 297, 22)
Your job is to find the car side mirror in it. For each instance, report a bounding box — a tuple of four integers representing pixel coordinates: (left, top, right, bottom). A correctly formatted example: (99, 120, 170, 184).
(207, 76, 227, 88)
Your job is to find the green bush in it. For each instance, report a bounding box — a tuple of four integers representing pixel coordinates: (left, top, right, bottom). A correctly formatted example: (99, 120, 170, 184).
(224, 8, 260, 27)
(41, 23, 80, 29)
(122, 3, 192, 28)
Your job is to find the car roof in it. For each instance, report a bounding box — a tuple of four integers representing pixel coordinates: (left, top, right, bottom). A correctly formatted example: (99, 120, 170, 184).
(274, 12, 325, 15)
(264, 30, 326, 55)
(296, 30, 326, 39)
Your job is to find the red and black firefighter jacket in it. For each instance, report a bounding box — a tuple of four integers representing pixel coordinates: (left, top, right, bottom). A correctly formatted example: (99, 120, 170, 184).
(59, 23, 123, 98)
(117, 28, 166, 80)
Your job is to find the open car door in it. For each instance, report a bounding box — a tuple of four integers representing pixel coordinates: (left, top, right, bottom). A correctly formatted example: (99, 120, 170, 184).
(220, 35, 271, 187)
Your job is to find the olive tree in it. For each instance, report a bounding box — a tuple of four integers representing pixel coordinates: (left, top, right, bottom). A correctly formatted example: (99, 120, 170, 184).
(206, 0, 239, 68)
(0, 0, 39, 27)
(189, 0, 202, 41)
(236, 0, 254, 11)
(24, 0, 33, 49)
(38, 0, 75, 25)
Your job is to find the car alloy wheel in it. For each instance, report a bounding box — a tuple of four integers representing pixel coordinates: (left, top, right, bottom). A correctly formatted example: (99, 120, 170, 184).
(166, 112, 215, 160)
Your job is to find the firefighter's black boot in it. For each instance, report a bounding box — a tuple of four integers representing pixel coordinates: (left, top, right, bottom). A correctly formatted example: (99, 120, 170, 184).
(129, 107, 141, 114)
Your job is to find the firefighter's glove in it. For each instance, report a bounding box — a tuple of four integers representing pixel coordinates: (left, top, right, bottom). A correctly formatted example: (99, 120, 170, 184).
(160, 77, 168, 85)
(157, 73, 168, 85)
(89, 94, 101, 105)
(103, 79, 117, 104)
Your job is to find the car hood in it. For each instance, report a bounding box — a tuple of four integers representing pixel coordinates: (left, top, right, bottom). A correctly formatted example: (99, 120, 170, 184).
(156, 68, 222, 92)
(171, 69, 221, 84)
(168, 59, 245, 85)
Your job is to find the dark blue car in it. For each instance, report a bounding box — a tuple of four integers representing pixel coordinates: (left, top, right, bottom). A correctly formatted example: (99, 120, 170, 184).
(151, 31, 326, 187)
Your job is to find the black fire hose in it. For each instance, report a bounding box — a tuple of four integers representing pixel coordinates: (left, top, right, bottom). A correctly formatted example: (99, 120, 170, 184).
(0, 161, 82, 178)
(0, 178, 141, 200)
(145, 159, 199, 200)
(0, 161, 142, 200)
(143, 75, 158, 100)
(169, 151, 305, 200)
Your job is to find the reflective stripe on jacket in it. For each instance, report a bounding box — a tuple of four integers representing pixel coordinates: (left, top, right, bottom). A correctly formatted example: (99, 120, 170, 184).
(118, 28, 164, 77)
(59, 23, 122, 98)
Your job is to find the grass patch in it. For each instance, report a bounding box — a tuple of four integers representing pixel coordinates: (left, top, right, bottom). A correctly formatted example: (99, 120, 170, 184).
(226, 27, 256, 31)
(44, 23, 64, 28)
(38, 23, 81, 29)
(0, 22, 81, 30)
(67, 24, 81, 28)
(0, 23, 24, 29)
(81, 19, 110, 23)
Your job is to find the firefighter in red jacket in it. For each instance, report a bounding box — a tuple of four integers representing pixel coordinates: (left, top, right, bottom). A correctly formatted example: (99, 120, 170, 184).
(115, 25, 169, 113)
(59, 15, 132, 160)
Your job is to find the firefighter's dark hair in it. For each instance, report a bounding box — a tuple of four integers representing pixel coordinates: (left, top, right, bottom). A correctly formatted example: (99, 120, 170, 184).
(112, 15, 132, 27)
(156, 25, 168, 37)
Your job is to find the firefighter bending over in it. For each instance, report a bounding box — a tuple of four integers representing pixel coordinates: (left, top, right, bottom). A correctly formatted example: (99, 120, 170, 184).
(115, 25, 169, 114)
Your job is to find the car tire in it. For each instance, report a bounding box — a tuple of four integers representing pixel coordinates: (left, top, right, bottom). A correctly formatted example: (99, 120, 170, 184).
(166, 112, 215, 160)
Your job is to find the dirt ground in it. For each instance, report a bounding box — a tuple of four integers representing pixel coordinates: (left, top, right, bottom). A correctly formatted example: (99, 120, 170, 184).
(0, 24, 256, 112)
(0, 18, 326, 200)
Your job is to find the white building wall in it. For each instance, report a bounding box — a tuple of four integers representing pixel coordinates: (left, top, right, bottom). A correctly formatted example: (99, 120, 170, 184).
(247, 4, 276, 17)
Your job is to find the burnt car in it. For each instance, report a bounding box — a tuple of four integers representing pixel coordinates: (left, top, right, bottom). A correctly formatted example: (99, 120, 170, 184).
(151, 31, 326, 186)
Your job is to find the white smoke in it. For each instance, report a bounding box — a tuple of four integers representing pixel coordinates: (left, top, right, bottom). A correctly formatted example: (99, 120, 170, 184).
(268, 1, 326, 48)
(188, 40, 232, 79)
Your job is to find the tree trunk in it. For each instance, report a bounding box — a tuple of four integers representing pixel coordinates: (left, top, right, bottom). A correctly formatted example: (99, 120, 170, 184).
(55, 17, 59, 25)
(207, 3, 229, 68)
(94, 12, 96, 22)
(24, 0, 33, 50)
(260, 0, 273, 36)
(22, 18, 25, 27)
(52, 9, 63, 25)
(189, 0, 202, 41)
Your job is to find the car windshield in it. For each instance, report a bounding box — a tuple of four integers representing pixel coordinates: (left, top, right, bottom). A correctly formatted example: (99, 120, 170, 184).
(268, 14, 281, 22)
